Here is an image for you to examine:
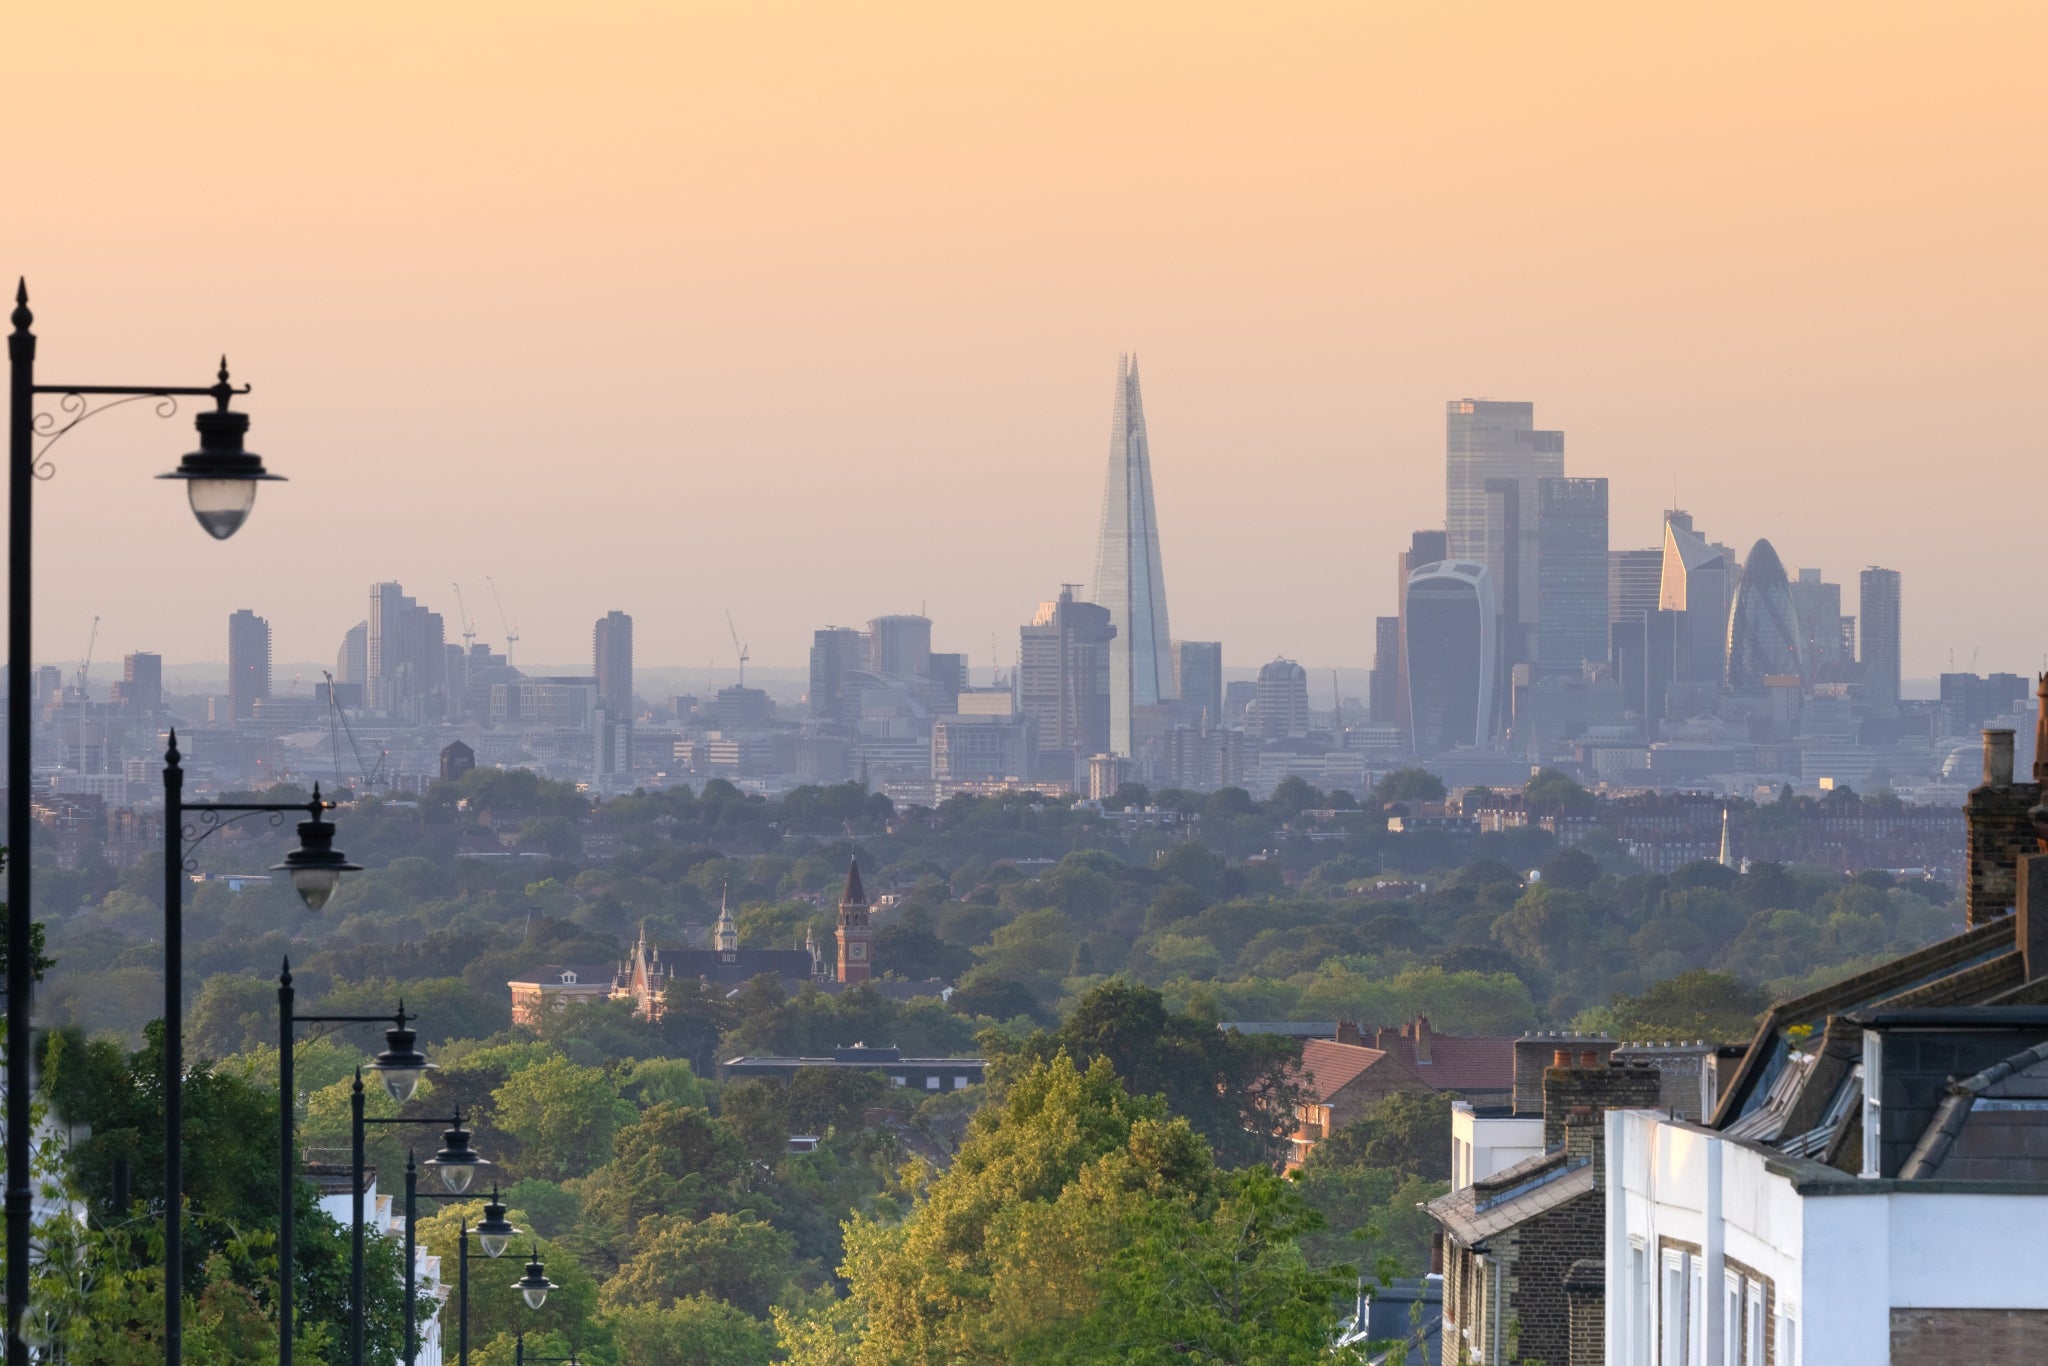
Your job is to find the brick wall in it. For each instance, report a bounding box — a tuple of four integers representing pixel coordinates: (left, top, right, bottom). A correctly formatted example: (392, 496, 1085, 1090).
(1514, 1034, 1617, 1114)
(1565, 1259, 1604, 1366)
(1964, 734, 2039, 929)
(1891, 1308, 2048, 1364)
(1542, 1064, 1665, 1151)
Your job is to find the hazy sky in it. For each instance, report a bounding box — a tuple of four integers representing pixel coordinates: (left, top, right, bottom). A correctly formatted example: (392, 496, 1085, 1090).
(5, 1, 2043, 682)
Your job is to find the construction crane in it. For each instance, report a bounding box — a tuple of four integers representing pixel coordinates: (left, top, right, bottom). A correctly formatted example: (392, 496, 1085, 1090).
(323, 669, 387, 790)
(451, 582, 477, 651)
(991, 633, 1002, 688)
(486, 576, 520, 666)
(724, 609, 750, 689)
(75, 615, 99, 698)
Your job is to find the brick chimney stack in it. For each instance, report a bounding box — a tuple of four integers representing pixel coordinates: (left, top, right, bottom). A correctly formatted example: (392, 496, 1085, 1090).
(1967, 727, 2042, 927)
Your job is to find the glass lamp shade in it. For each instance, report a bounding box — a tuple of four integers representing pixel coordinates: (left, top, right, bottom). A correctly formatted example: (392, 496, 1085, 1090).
(184, 477, 259, 540)
(366, 1020, 434, 1105)
(514, 1251, 556, 1309)
(476, 1190, 518, 1258)
(269, 798, 361, 912)
(158, 404, 282, 541)
(423, 1116, 490, 1194)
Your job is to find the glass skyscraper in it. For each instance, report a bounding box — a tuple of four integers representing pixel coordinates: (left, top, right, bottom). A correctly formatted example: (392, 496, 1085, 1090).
(1405, 560, 1498, 754)
(1535, 477, 1609, 677)
(1445, 400, 1563, 662)
(1860, 567, 1902, 711)
(1092, 355, 1175, 756)
(1725, 539, 1804, 689)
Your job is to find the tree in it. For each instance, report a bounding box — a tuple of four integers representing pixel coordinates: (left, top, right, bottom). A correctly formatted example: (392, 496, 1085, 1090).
(1374, 768, 1447, 805)
(602, 1212, 794, 1316)
(492, 1055, 632, 1179)
(777, 1055, 1352, 1364)
(1524, 767, 1597, 817)
(605, 1297, 776, 1366)
(1304, 1090, 1453, 1180)
(1576, 970, 1772, 1044)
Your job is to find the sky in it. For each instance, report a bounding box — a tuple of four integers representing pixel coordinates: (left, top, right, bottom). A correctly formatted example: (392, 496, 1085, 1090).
(3, 1, 2043, 683)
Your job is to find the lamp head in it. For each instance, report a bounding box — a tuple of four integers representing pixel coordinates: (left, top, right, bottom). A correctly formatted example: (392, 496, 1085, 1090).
(365, 1016, 433, 1105)
(157, 361, 281, 540)
(476, 1186, 518, 1258)
(269, 787, 361, 911)
(514, 1247, 556, 1309)
(422, 1110, 489, 1194)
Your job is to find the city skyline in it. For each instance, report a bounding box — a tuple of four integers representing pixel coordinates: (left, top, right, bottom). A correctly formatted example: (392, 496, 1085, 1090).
(6, 5, 2042, 679)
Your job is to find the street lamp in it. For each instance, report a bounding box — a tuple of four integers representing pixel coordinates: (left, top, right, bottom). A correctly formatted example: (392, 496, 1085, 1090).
(354, 1076, 493, 1366)
(276, 967, 415, 1366)
(366, 1016, 434, 1107)
(163, 738, 360, 1364)
(7, 283, 280, 1366)
(402, 1176, 519, 1366)
(514, 1249, 558, 1310)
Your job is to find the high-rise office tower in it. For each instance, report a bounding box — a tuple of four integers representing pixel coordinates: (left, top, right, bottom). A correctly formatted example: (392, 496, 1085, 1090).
(928, 652, 968, 716)
(1608, 549, 1664, 627)
(809, 626, 867, 722)
(118, 652, 163, 716)
(1018, 586, 1116, 782)
(1369, 617, 1401, 725)
(1092, 355, 1174, 755)
(1725, 540, 1804, 689)
(1658, 512, 1732, 685)
(867, 614, 933, 685)
(1405, 560, 1498, 754)
(1394, 529, 1450, 730)
(593, 610, 634, 717)
(1535, 477, 1609, 677)
(1446, 400, 1563, 665)
(1251, 658, 1311, 741)
(1860, 567, 1902, 710)
(336, 621, 368, 685)
(227, 609, 271, 721)
(1790, 570, 1850, 683)
(368, 582, 447, 719)
(1173, 640, 1223, 728)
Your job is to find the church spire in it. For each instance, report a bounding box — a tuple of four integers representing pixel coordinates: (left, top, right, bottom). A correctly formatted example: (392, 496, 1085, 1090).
(714, 882, 738, 953)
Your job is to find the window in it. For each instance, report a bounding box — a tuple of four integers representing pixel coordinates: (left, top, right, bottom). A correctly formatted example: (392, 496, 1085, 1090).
(1661, 1250, 1687, 1365)
(1630, 1242, 1650, 1366)
(1691, 1262, 1706, 1365)
(953, 1075, 969, 1089)
(1746, 1280, 1765, 1366)
(890, 1075, 906, 1086)
(1723, 1273, 1742, 1365)
(925, 1076, 941, 1090)
(1779, 1308, 1798, 1366)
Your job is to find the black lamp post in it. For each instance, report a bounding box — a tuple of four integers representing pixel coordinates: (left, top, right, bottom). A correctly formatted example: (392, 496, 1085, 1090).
(402, 1177, 518, 1366)
(352, 1075, 490, 1366)
(7, 283, 282, 1366)
(276, 967, 421, 1366)
(162, 737, 359, 1364)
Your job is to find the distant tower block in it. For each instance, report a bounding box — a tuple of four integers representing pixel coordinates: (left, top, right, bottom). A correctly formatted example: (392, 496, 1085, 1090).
(836, 858, 872, 984)
(1092, 355, 1175, 756)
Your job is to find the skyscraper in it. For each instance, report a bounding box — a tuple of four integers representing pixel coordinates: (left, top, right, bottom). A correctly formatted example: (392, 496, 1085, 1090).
(1725, 540, 1804, 689)
(1658, 512, 1732, 685)
(593, 610, 634, 716)
(1251, 658, 1311, 741)
(1018, 586, 1115, 783)
(367, 582, 447, 720)
(1860, 567, 1902, 710)
(227, 609, 271, 721)
(1445, 400, 1563, 664)
(118, 652, 163, 717)
(1173, 640, 1223, 728)
(1535, 477, 1609, 677)
(1394, 529, 1450, 730)
(1369, 617, 1401, 725)
(1092, 355, 1175, 755)
(1405, 560, 1497, 754)
(809, 626, 867, 722)
(1608, 548, 1663, 628)
(336, 621, 368, 685)
(1790, 569, 1850, 683)
(867, 614, 933, 685)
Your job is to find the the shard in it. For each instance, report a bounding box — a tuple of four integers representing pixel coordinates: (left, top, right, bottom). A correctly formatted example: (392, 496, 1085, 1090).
(1092, 354, 1175, 757)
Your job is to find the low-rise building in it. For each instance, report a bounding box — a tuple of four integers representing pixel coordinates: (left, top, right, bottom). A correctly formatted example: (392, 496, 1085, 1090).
(721, 1044, 984, 1095)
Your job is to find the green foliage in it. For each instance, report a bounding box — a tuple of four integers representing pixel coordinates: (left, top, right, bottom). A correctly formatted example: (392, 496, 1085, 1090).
(603, 1212, 794, 1315)
(1306, 1091, 1453, 1181)
(605, 1296, 777, 1366)
(1375, 768, 1447, 804)
(492, 1055, 634, 1180)
(1576, 970, 1773, 1044)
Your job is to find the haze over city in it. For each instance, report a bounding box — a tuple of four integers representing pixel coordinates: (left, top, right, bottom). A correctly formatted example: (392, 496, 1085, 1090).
(6, 1, 2044, 678)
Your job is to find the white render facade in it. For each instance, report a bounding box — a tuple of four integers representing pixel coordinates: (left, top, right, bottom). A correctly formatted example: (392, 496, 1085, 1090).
(1605, 1108, 2048, 1366)
(1449, 1102, 1543, 1192)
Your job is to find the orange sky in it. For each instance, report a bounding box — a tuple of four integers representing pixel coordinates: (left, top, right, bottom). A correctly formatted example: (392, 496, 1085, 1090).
(4, 1, 2043, 682)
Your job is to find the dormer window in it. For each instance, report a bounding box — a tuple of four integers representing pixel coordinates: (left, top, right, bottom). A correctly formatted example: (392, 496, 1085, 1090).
(560, 970, 578, 985)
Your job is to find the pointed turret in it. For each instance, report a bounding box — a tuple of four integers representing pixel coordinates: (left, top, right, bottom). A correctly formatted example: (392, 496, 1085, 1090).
(714, 882, 738, 953)
(836, 856, 871, 983)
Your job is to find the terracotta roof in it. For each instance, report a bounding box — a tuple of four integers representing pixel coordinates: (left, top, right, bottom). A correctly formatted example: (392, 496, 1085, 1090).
(1296, 1039, 1423, 1103)
(1371, 1034, 1517, 1093)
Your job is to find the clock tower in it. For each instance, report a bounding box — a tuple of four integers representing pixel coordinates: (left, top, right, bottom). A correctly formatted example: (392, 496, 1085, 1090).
(836, 857, 871, 984)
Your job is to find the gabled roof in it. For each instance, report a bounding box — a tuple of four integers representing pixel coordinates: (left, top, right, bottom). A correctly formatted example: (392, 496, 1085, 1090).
(1425, 1147, 1596, 1246)
(506, 963, 616, 988)
(1297, 1039, 1426, 1104)
(1372, 1034, 1516, 1094)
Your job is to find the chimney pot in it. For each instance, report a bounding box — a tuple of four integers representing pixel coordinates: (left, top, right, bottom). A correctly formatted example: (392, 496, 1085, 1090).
(1986, 729, 2016, 788)
(1579, 1049, 1600, 1067)
(1554, 1048, 1571, 1067)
